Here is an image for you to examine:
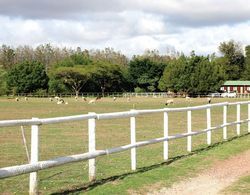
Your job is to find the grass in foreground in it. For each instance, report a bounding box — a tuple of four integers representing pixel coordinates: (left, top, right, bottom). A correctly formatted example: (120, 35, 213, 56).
(52, 134, 250, 195)
(222, 175, 250, 194)
(0, 97, 249, 194)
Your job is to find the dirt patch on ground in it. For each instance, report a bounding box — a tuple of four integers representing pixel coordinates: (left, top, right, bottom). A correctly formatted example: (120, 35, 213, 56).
(148, 150, 250, 195)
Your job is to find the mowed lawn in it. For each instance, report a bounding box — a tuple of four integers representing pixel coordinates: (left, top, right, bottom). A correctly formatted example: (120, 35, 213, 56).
(0, 96, 249, 194)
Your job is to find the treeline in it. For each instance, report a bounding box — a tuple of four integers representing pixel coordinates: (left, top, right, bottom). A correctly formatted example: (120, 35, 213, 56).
(0, 40, 250, 96)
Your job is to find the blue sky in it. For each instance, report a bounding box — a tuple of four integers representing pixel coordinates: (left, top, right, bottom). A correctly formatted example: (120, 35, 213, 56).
(0, 0, 249, 56)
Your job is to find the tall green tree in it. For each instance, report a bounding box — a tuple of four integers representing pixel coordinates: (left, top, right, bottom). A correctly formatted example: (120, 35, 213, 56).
(218, 40, 245, 80)
(89, 62, 126, 96)
(242, 45, 250, 80)
(159, 53, 225, 94)
(158, 55, 190, 93)
(6, 61, 49, 94)
(128, 57, 166, 92)
(0, 45, 15, 69)
(0, 65, 7, 95)
(190, 56, 225, 93)
(51, 66, 89, 97)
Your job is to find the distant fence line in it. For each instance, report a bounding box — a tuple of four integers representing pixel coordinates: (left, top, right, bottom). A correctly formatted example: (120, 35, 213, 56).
(0, 101, 250, 195)
(5, 92, 250, 98)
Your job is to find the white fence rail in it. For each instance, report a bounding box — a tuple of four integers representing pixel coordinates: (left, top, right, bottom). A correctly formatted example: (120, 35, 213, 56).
(0, 101, 250, 194)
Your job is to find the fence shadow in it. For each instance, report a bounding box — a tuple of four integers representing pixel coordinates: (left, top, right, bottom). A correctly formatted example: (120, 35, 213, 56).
(52, 133, 249, 195)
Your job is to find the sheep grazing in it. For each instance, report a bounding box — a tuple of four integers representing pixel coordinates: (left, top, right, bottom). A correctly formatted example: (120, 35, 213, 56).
(24, 97, 28, 101)
(165, 99, 174, 106)
(49, 98, 53, 102)
(75, 96, 78, 101)
(15, 97, 19, 102)
(55, 96, 60, 101)
(82, 97, 87, 101)
(185, 96, 191, 101)
(88, 96, 101, 104)
(113, 97, 117, 101)
(88, 99, 96, 104)
(207, 97, 211, 104)
(57, 98, 65, 104)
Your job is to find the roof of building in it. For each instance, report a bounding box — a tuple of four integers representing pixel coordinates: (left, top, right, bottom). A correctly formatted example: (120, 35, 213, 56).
(223, 81, 250, 86)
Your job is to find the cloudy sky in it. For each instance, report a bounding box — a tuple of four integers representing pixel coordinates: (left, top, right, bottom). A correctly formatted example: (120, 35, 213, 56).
(0, 0, 249, 56)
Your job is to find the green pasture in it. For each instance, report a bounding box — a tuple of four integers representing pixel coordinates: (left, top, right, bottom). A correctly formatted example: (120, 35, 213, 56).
(222, 175, 250, 194)
(0, 96, 249, 194)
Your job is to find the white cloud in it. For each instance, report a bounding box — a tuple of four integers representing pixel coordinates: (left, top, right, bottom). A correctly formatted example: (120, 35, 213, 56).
(102, 22, 250, 56)
(0, 1, 250, 56)
(1, 0, 250, 26)
(0, 17, 45, 45)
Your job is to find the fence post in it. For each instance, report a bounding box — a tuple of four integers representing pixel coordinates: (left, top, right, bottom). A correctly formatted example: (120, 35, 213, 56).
(223, 105, 227, 140)
(248, 102, 250, 133)
(187, 110, 192, 152)
(236, 103, 240, 135)
(163, 110, 169, 160)
(29, 118, 39, 195)
(88, 112, 96, 181)
(207, 106, 211, 145)
(130, 109, 136, 170)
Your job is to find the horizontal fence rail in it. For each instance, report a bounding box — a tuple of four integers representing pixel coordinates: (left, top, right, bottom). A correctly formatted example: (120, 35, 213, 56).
(0, 101, 250, 195)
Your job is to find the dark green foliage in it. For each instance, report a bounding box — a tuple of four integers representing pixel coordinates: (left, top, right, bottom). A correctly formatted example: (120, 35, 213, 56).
(242, 45, 250, 80)
(0, 66, 7, 95)
(218, 40, 245, 80)
(190, 56, 225, 94)
(159, 55, 189, 93)
(50, 54, 128, 94)
(69, 52, 92, 65)
(48, 76, 71, 94)
(51, 66, 89, 96)
(6, 61, 49, 94)
(128, 57, 166, 92)
(0, 42, 249, 95)
(54, 53, 92, 68)
(87, 62, 127, 95)
(159, 53, 225, 94)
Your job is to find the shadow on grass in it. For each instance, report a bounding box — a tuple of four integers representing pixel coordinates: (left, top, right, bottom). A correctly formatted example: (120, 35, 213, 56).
(52, 133, 249, 195)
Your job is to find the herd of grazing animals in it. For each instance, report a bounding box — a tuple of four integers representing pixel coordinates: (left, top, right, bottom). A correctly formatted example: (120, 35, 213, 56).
(13, 95, 213, 106)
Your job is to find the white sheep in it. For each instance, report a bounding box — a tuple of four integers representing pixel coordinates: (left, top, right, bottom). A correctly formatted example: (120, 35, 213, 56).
(165, 99, 174, 105)
(185, 96, 191, 101)
(88, 96, 101, 104)
(15, 97, 19, 102)
(113, 97, 117, 101)
(49, 98, 53, 102)
(55, 96, 60, 101)
(57, 98, 65, 104)
(207, 97, 211, 104)
(88, 99, 96, 104)
(127, 97, 131, 102)
(24, 97, 28, 101)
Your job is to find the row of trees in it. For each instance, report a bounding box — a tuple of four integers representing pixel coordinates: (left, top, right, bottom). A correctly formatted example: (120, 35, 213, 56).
(0, 40, 250, 96)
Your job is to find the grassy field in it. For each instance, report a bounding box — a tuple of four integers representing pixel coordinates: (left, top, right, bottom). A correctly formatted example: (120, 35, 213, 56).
(0, 96, 249, 194)
(222, 175, 250, 194)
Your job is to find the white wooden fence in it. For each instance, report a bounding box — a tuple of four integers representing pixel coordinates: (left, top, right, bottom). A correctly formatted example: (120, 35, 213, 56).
(0, 101, 250, 194)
